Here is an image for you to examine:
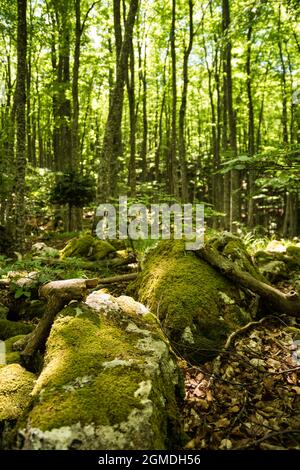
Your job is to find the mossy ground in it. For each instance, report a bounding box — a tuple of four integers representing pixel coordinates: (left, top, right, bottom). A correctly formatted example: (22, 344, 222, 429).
(130, 240, 252, 363)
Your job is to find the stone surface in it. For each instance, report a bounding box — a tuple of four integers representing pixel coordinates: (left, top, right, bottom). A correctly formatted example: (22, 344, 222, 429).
(16, 292, 183, 450)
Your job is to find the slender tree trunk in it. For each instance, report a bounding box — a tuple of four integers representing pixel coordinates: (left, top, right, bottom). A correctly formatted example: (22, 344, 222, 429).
(179, 0, 193, 203)
(14, 0, 27, 251)
(139, 45, 148, 182)
(126, 37, 136, 196)
(222, 0, 239, 231)
(169, 0, 178, 197)
(98, 0, 139, 202)
(246, 20, 256, 228)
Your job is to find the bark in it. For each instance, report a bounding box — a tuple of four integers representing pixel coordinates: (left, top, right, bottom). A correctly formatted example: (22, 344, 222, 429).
(196, 246, 300, 317)
(169, 0, 178, 197)
(126, 37, 137, 196)
(222, 0, 239, 231)
(14, 0, 27, 252)
(98, 0, 139, 202)
(97, 272, 137, 285)
(179, 0, 193, 203)
(139, 46, 148, 182)
(21, 278, 98, 370)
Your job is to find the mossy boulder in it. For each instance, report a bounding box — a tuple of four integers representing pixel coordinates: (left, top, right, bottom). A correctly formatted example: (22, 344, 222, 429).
(260, 261, 288, 283)
(60, 234, 116, 261)
(3, 335, 26, 365)
(0, 319, 33, 341)
(0, 302, 9, 320)
(129, 239, 256, 364)
(16, 292, 183, 450)
(0, 364, 36, 448)
(286, 245, 300, 268)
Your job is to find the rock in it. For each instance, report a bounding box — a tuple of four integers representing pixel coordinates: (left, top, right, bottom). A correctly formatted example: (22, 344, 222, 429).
(3, 335, 27, 365)
(266, 240, 286, 254)
(0, 302, 9, 320)
(31, 243, 59, 258)
(260, 261, 288, 283)
(254, 250, 275, 266)
(0, 364, 36, 448)
(16, 292, 183, 450)
(0, 319, 33, 341)
(60, 234, 116, 261)
(129, 239, 255, 363)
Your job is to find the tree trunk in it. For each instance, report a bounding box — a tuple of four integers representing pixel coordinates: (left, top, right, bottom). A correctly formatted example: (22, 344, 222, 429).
(169, 0, 178, 197)
(179, 0, 193, 203)
(98, 0, 139, 202)
(14, 0, 27, 252)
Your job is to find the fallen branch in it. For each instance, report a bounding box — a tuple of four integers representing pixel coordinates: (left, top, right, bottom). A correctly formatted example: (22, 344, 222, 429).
(196, 246, 300, 317)
(21, 278, 98, 371)
(96, 273, 138, 285)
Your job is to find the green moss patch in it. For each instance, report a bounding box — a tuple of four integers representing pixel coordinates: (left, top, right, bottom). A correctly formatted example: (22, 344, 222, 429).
(60, 234, 115, 261)
(0, 364, 35, 422)
(0, 320, 33, 341)
(130, 239, 253, 363)
(19, 296, 182, 449)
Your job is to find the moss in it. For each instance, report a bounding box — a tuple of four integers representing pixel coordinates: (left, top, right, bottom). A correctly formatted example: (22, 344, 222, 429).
(26, 306, 165, 431)
(285, 326, 300, 340)
(0, 302, 9, 320)
(60, 234, 115, 261)
(2, 335, 26, 365)
(18, 297, 183, 449)
(130, 239, 255, 363)
(0, 364, 36, 421)
(0, 320, 33, 341)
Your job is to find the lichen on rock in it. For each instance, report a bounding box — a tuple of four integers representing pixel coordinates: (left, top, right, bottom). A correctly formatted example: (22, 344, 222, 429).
(16, 292, 183, 450)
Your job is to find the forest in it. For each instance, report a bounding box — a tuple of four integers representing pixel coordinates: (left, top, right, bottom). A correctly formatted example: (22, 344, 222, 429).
(0, 0, 300, 457)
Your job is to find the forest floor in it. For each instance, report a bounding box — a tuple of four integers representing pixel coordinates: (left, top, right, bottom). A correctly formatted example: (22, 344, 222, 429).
(1, 230, 300, 450)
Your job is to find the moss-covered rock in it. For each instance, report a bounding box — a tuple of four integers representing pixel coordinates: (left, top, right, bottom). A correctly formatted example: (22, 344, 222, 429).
(260, 261, 288, 283)
(3, 335, 26, 365)
(0, 302, 9, 320)
(0, 364, 36, 448)
(0, 319, 33, 341)
(16, 292, 183, 450)
(60, 234, 116, 261)
(129, 239, 255, 364)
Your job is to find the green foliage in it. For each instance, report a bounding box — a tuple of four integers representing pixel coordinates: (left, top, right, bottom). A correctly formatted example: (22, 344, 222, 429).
(49, 172, 96, 208)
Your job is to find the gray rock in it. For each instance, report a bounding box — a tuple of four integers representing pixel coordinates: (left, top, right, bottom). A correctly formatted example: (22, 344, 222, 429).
(16, 293, 183, 450)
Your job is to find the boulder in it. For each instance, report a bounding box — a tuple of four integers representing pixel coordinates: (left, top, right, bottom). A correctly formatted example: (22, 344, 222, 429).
(60, 234, 116, 261)
(4, 335, 27, 365)
(266, 240, 286, 254)
(0, 319, 33, 341)
(129, 239, 259, 363)
(0, 364, 36, 448)
(0, 302, 9, 320)
(260, 261, 288, 283)
(31, 242, 59, 258)
(16, 292, 183, 450)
